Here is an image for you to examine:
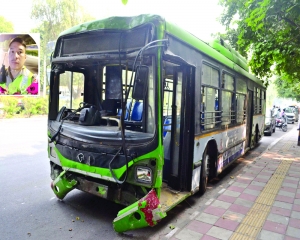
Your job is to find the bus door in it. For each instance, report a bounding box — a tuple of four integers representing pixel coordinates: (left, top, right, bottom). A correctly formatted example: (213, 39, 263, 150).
(162, 62, 194, 191)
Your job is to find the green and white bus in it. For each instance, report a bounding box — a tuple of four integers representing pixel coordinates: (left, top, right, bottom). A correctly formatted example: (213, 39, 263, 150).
(47, 14, 266, 232)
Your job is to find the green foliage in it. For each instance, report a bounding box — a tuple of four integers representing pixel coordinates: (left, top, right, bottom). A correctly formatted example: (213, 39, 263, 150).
(0, 16, 14, 33)
(30, 0, 95, 91)
(0, 96, 48, 118)
(274, 75, 300, 101)
(0, 96, 20, 118)
(219, 0, 300, 88)
(31, 0, 95, 52)
(26, 49, 39, 57)
(22, 97, 48, 117)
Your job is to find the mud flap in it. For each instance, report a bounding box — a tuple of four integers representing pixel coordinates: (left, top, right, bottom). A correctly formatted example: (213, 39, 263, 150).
(51, 170, 77, 200)
(113, 189, 167, 232)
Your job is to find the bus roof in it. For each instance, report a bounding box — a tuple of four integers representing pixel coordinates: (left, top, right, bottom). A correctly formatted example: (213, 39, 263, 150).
(58, 14, 265, 88)
(58, 14, 162, 36)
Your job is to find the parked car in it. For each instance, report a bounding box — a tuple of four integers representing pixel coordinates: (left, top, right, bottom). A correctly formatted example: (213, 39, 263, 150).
(264, 108, 276, 136)
(288, 105, 299, 122)
(284, 107, 296, 124)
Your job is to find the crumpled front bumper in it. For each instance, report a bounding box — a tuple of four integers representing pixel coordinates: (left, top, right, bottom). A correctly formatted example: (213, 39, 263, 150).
(113, 189, 167, 232)
(51, 170, 77, 199)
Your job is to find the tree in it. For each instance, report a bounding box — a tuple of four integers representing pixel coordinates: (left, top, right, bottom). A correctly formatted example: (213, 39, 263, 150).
(219, 0, 300, 86)
(30, 0, 95, 96)
(31, 0, 95, 46)
(0, 16, 14, 33)
(274, 75, 300, 101)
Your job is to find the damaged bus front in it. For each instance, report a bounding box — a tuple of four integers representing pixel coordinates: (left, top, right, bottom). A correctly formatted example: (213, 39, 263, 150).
(48, 16, 168, 232)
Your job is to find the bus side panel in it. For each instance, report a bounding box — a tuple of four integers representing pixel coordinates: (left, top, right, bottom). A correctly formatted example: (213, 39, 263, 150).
(192, 125, 247, 192)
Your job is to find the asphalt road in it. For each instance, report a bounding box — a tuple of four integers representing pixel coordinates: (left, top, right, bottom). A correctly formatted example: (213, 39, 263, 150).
(0, 117, 297, 240)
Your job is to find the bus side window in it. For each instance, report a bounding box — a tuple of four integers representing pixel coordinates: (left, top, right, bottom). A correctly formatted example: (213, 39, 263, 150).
(236, 78, 247, 123)
(201, 63, 219, 131)
(236, 94, 246, 123)
(221, 73, 235, 126)
(201, 86, 218, 130)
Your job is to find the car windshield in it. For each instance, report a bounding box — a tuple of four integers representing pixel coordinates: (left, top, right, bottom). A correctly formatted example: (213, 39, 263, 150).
(285, 107, 294, 113)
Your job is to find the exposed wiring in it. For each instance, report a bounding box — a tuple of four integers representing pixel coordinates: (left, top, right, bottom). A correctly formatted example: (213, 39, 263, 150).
(108, 38, 168, 185)
(124, 39, 168, 103)
(108, 32, 129, 185)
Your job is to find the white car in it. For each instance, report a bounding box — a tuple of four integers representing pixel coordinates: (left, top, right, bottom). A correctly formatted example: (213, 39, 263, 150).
(284, 107, 296, 124)
(288, 105, 299, 122)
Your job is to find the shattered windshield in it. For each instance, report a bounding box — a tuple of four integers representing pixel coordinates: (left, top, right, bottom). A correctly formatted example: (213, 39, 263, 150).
(52, 56, 156, 137)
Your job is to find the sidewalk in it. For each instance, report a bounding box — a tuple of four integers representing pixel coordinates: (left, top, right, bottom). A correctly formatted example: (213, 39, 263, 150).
(169, 125, 300, 240)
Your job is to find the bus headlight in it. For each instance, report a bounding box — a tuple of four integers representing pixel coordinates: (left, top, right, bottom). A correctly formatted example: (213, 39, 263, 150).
(135, 166, 152, 184)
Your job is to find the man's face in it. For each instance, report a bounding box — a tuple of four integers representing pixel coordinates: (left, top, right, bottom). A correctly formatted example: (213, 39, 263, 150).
(8, 42, 26, 71)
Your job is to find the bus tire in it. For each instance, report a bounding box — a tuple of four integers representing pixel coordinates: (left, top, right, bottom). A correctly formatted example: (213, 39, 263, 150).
(199, 147, 210, 195)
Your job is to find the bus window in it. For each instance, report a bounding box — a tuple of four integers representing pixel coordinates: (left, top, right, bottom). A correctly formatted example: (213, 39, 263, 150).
(257, 88, 261, 113)
(253, 87, 257, 114)
(201, 63, 220, 130)
(253, 87, 263, 114)
(221, 73, 235, 125)
(102, 66, 134, 101)
(222, 73, 234, 91)
(58, 71, 84, 110)
(221, 91, 233, 125)
(261, 90, 265, 114)
(201, 86, 219, 130)
(202, 64, 219, 87)
(236, 94, 246, 123)
(236, 78, 247, 124)
(163, 78, 173, 117)
(236, 78, 247, 94)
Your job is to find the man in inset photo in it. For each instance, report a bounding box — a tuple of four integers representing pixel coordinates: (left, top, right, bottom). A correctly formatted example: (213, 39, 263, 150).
(0, 34, 39, 95)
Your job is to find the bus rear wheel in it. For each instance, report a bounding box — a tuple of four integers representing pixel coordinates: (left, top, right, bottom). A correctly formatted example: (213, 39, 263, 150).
(199, 147, 211, 195)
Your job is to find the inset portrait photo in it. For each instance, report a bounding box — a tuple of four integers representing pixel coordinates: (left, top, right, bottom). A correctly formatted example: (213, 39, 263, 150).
(0, 33, 40, 95)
